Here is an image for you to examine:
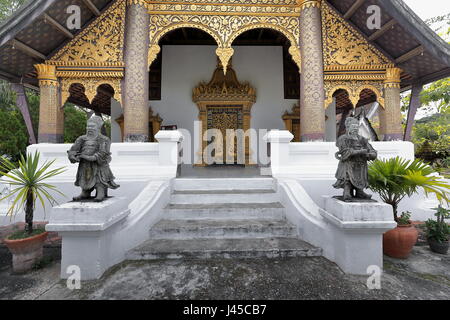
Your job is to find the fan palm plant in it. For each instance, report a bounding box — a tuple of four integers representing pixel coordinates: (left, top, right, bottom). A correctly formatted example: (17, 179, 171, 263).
(0, 151, 66, 235)
(368, 157, 450, 221)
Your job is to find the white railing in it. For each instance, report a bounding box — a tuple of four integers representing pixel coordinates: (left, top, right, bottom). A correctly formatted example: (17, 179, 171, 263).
(264, 130, 442, 221)
(264, 130, 415, 179)
(0, 130, 184, 227)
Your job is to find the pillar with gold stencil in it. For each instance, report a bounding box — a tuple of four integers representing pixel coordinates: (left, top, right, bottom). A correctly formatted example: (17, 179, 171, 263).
(298, 0, 326, 141)
(123, 0, 150, 142)
(380, 67, 404, 141)
(35, 64, 64, 143)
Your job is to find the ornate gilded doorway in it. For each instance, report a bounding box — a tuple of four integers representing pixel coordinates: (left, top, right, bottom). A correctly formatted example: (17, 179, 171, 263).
(206, 105, 243, 164)
(193, 60, 256, 166)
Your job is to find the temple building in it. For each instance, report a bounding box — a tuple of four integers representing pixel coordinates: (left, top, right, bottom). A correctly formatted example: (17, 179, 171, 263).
(0, 0, 449, 151)
(0, 0, 449, 280)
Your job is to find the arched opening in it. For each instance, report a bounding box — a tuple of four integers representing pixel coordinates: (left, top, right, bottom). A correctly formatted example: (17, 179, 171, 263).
(148, 27, 218, 101)
(66, 83, 90, 108)
(65, 83, 115, 116)
(91, 84, 115, 116)
(333, 88, 381, 140)
(64, 83, 113, 142)
(354, 88, 381, 141)
(231, 28, 300, 100)
(219, 28, 300, 162)
(333, 89, 354, 138)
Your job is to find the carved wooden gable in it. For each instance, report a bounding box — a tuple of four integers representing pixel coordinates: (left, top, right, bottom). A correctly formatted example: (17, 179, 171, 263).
(322, 2, 391, 67)
(49, 0, 125, 66)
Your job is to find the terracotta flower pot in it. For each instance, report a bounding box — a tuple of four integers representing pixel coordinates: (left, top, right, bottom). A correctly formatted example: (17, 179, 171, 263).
(383, 224, 418, 259)
(3, 231, 48, 273)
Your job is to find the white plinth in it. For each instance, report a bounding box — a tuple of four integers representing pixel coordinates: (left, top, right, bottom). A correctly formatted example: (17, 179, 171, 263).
(46, 197, 129, 232)
(46, 197, 130, 280)
(323, 196, 394, 224)
(321, 196, 396, 275)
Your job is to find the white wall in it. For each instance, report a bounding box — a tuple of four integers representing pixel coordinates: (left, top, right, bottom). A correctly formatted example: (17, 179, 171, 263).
(325, 98, 337, 142)
(112, 45, 298, 162)
(111, 99, 122, 143)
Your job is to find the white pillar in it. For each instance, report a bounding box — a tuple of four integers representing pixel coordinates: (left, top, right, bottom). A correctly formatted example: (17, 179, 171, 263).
(263, 130, 294, 176)
(155, 130, 184, 168)
(111, 99, 123, 143)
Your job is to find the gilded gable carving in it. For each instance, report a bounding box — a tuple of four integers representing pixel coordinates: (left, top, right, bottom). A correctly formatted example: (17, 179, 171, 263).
(146, 0, 298, 5)
(50, 0, 126, 66)
(321, 2, 391, 67)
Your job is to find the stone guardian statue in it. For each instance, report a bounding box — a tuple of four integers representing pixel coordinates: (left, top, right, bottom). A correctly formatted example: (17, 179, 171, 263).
(68, 115, 120, 202)
(333, 117, 377, 201)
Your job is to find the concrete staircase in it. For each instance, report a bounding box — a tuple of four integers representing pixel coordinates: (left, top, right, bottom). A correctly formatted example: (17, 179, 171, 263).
(126, 178, 322, 260)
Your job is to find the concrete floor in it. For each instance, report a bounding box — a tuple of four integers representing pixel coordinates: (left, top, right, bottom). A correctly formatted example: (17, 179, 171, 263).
(0, 245, 449, 300)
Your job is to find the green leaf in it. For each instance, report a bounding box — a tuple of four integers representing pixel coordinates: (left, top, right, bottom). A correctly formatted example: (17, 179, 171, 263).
(369, 157, 450, 219)
(0, 151, 66, 222)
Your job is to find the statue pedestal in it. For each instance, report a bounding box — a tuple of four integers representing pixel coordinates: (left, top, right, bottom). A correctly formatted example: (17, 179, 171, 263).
(321, 196, 396, 275)
(46, 197, 130, 280)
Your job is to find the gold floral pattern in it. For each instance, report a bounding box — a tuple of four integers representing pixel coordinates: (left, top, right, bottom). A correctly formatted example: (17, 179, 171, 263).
(322, 3, 390, 66)
(51, 0, 125, 65)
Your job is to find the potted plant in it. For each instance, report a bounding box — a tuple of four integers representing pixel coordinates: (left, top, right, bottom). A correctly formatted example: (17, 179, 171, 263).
(0, 151, 65, 273)
(368, 157, 450, 259)
(425, 205, 449, 254)
(382, 211, 419, 258)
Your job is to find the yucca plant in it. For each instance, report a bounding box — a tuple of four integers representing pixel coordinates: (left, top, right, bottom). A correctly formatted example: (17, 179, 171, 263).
(0, 151, 66, 235)
(368, 157, 450, 221)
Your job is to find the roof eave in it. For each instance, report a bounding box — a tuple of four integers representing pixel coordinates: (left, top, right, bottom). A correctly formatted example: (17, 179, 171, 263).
(376, 0, 450, 67)
(0, 0, 57, 48)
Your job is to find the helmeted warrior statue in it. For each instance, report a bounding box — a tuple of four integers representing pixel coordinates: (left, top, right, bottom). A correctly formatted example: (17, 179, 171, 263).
(68, 115, 120, 202)
(333, 117, 377, 201)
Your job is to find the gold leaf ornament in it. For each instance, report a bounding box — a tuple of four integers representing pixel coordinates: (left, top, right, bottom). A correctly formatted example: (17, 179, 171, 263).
(216, 47, 235, 74)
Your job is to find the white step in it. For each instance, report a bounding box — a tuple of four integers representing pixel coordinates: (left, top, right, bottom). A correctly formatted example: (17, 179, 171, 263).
(173, 178, 276, 191)
(149, 219, 298, 240)
(126, 238, 322, 261)
(170, 189, 279, 204)
(164, 203, 285, 220)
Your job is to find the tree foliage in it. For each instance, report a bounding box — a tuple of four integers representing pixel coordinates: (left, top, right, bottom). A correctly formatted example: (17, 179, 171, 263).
(420, 78, 450, 114)
(0, 107, 28, 161)
(412, 112, 450, 165)
(0, 81, 28, 161)
(0, 0, 27, 23)
(64, 104, 88, 143)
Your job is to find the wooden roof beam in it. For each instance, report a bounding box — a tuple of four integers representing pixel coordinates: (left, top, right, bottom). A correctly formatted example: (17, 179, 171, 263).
(344, 0, 365, 20)
(23, 83, 40, 91)
(43, 13, 74, 39)
(82, 0, 101, 16)
(368, 19, 397, 41)
(11, 39, 46, 60)
(0, 69, 21, 81)
(395, 45, 424, 64)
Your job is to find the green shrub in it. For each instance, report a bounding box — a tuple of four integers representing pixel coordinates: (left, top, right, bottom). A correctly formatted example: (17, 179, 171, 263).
(368, 157, 450, 221)
(425, 206, 450, 243)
